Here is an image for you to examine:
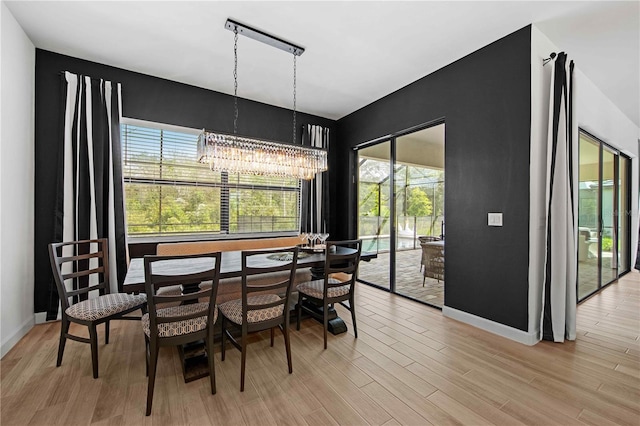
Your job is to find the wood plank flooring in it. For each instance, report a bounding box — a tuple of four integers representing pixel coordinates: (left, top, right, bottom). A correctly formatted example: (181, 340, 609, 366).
(2, 272, 639, 425)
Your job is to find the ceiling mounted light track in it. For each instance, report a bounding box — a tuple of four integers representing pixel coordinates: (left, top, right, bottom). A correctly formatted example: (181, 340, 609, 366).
(224, 19, 305, 56)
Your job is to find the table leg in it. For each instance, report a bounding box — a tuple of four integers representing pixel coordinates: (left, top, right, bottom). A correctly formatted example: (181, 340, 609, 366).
(302, 268, 348, 336)
(178, 341, 209, 382)
(179, 283, 209, 382)
(300, 300, 348, 334)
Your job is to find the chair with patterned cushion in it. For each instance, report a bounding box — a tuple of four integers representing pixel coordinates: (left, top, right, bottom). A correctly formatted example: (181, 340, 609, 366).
(296, 240, 362, 349)
(219, 246, 298, 392)
(142, 252, 221, 415)
(48, 239, 147, 379)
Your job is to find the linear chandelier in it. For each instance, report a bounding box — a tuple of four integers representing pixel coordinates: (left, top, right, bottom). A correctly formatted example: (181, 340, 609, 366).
(197, 19, 327, 180)
(197, 131, 327, 180)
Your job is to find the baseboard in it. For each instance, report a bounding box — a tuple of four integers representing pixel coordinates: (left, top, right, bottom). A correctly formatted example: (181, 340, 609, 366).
(34, 312, 48, 324)
(1, 316, 35, 359)
(442, 306, 540, 346)
(34, 311, 61, 324)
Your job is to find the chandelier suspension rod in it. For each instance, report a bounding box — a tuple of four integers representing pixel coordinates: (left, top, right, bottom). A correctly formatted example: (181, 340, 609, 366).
(292, 54, 297, 145)
(233, 27, 239, 137)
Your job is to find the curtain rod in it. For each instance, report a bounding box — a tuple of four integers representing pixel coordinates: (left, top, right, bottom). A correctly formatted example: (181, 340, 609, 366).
(543, 52, 557, 66)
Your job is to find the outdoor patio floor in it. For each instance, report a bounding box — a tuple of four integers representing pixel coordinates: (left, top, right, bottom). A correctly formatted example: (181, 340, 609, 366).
(358, 246, 623, 308)
(358, 248, 444, 307)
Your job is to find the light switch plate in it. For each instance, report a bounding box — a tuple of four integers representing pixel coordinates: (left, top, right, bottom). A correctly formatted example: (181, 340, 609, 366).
(488, 212, 503, 227)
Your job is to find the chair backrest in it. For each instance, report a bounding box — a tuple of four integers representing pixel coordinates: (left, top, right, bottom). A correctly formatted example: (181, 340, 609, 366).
(418, 235, 441, 243)
(324, 240, 362, 298)
(144, 252, 222, 336)
(49, 239, 111, 311)
(421, 242, 445, 257)
(241, 246, 299, 325)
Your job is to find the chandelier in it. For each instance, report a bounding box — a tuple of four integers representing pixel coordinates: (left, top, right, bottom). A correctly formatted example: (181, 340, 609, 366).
(197, 19, 328, 180)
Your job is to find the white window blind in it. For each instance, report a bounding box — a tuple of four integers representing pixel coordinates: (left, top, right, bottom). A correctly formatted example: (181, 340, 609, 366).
(121, 123, 301, 236)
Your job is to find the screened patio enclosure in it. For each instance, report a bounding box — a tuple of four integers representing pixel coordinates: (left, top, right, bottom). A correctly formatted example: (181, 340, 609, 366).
(359, 161, 444, 252)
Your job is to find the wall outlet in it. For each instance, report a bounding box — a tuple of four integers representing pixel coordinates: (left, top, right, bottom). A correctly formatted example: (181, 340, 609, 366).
(488, 212, 503, 226)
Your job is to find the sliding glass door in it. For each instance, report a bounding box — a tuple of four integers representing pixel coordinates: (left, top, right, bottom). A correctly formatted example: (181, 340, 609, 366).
(600, 145, 617, 286)
(618, 155, 630, 273)
(577, 130, 630, 301)
(394, 128, 445, 305)
(356, 123, 445, 307)
(357, 141, 391, 290)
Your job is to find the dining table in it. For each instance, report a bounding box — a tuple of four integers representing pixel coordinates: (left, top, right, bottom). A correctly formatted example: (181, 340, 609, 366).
(127, 248, 328, 292)
(123, 247, 375, 382)
(124, 246, 375, 292)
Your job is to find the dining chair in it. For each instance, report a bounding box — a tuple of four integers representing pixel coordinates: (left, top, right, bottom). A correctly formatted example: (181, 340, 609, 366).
(48, 239, 147, 379)
(219, 246, 299, 391)
(296, 239, 362, 349)
(142, 252, 222, 415)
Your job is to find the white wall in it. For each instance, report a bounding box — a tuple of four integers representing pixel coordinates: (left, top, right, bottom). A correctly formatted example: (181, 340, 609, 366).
(1, 2, 36, 358)
(529, 25, 640, 340)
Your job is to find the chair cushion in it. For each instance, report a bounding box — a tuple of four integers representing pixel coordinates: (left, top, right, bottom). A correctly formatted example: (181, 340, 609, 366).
(65, 293, 147, 321)
(141, 302, 217, 338)
(156, 285, 182, 296)
(297, 278, 350, 299)
(156, 282, 213, 295)
(218, 294, 284, 325)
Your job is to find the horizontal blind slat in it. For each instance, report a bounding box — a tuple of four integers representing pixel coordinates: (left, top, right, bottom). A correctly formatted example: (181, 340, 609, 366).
(121, 123, 301, 236)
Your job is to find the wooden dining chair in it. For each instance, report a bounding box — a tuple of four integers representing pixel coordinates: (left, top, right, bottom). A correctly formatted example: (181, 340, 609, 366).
(48, 239, 147, 379)
(142, 252, 222, 415)
(296, 239, 362, 349)
(219, 246, 299, 391)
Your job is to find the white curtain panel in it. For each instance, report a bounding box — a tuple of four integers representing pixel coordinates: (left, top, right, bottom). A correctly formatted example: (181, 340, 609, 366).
(301, 124, 329, 234)
(311, 125, 326, 233)
(54, 72, 126, 298)
(540, 53, 577, 342)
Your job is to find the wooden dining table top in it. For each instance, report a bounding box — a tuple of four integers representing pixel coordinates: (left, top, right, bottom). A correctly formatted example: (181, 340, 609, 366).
(123, 247, 374, 293)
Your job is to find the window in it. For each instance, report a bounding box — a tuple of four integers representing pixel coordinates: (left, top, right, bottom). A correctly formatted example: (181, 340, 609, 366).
(121, 121, 301, 236)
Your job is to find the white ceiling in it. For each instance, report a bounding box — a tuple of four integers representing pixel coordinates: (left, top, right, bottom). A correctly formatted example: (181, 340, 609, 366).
(5, 1, 639, 126)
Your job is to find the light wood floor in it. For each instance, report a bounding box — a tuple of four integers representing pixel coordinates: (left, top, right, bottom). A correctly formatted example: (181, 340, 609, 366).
(2, 273, 639, 425)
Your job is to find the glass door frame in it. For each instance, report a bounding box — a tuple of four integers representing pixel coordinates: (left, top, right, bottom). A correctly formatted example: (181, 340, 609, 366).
(577, 128, 631, 302)
(618, 153, 632, 276)
(353, 137, 397, 292)
(354, 138, 393, 292)
(599, 143, 618, 287)
(353, 118, 445, 305)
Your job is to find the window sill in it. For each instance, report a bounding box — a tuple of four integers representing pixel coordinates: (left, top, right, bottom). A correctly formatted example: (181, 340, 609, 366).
(127, 231, 299, 245)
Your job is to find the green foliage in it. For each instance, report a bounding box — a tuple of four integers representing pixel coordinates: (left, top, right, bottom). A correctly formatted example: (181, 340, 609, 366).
(357, 160, 445, 238)
(601, 237, 613, 252)
(358, 182, 390, 217)
(125, 182, 299, 236)
(406, 187, 432, 217)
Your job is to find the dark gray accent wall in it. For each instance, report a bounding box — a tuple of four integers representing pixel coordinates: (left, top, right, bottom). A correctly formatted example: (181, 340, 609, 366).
(336, 26, 532, 331)
(34, 49, 336, 313)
